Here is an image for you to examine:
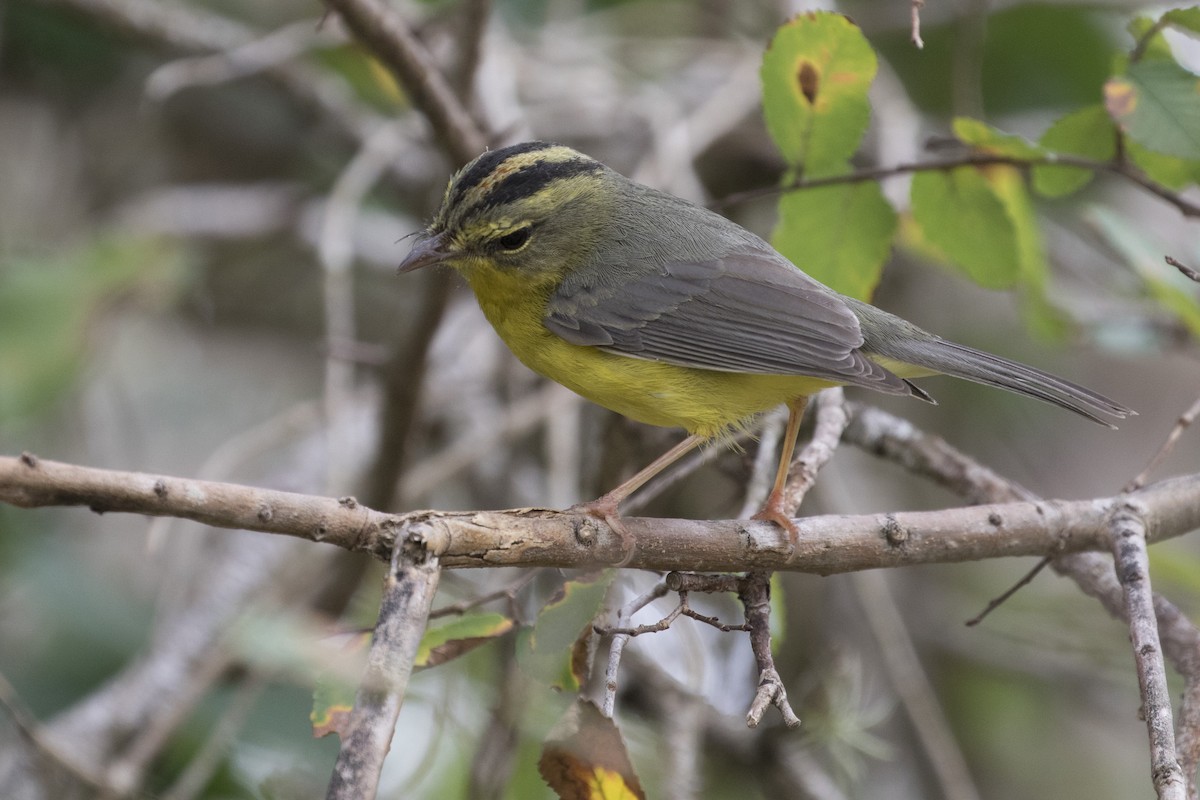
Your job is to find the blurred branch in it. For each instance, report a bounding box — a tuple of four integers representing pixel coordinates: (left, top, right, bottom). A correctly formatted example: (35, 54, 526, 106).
(323, 0, 486, 165)
(145, 17, 346, 100)
(910, 0, 925, 49)
(452, 0, 491, 101)
(853, 571, 982, 800)
(159, 673, 268, 800)
(364, 271, 454, 510)
(0, 671, 106, 790)
(41, 0, 387, 150)
(4, 453, 1200, 572)
(325, 530, 442, 799)
(319, 123, 409, 492)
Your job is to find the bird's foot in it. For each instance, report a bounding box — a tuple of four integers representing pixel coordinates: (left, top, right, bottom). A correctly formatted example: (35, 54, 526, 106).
(568, 494, 636, 566)
(751, 492, 799, 553)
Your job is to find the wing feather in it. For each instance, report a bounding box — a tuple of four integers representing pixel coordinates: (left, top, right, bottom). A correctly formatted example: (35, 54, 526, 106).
(544, 248, 913, 395)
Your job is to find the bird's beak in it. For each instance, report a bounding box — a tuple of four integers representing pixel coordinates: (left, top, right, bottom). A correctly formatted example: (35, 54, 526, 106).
(398, 231, 450, 273)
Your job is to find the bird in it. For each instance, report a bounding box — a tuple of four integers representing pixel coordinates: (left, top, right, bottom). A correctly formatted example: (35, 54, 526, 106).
(398, 140, 1132, 555)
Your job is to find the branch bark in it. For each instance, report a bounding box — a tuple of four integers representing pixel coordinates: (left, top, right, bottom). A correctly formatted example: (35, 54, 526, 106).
(3, 454, 1199, 573)
(325, 529, 443, 799)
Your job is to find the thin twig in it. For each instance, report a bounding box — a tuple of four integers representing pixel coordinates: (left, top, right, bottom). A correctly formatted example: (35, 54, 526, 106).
(160, 673, 268, 800)
(601, 582, 670, 717)
(910, 0, 926, 49)
(47, 0, 388, 157)
(714, 152, 1200, 220)
(326, 530, 443, 799)
(853, 571, 983, 800)
(1126, 395, 1200, 492)
(1109, 503, 1187, 799)
(146, 17, 346, 100)
(964, 558, 1050, 627)
(428, 571, 537, 619)
(320, 123, 408, 492)
(741, 570, 800, 728)
(1130, 16, 1172, 64)
(1167, 255, 1200, 283)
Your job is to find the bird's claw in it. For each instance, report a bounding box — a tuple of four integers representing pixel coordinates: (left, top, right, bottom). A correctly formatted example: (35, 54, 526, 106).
(568, 497, 636, 566)
(752, 495, 799, 553)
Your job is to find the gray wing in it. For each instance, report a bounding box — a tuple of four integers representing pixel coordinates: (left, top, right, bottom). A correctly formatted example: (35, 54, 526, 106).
(543, 249, 914, 396)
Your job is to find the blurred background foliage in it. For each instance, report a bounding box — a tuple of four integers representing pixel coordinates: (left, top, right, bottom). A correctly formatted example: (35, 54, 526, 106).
(0, 0, 1199, 798)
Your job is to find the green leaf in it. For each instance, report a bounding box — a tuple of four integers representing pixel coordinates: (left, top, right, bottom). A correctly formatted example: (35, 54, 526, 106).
(1162, 7, 1200, 37)
(952, 118, 1043, 159)
(910, 168, 1021, 289)
(773, 180, 896, 302)
(1105, 59, 1200, 161)
(415, 612, 515, 669)
(1126, 140, 1200, 190)
(761, 12, 876, 176)
(1033, 105, 1116, 197)
(518, 572, 614, 691)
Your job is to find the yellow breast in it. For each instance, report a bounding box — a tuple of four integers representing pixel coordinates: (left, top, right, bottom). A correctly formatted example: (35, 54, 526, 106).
(464, 263, 834, 438)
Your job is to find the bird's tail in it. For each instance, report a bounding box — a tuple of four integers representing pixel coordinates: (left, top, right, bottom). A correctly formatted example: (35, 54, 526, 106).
(877, 335, 1134, 428)
(847, 299, 1135, 427)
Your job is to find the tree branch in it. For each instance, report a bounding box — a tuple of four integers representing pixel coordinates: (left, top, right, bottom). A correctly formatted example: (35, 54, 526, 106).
(325, 529, 443, 799)
(715, 152, 1200, 220)
(1109, 502, 1187, 799)
(3, 454, 1199, 573)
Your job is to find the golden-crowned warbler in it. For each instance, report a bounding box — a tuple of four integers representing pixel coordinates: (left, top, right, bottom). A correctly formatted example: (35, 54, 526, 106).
(399, 141, 1131, 552)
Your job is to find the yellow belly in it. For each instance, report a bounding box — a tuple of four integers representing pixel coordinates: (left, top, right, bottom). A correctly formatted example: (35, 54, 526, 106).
(467, 265, 834, 438)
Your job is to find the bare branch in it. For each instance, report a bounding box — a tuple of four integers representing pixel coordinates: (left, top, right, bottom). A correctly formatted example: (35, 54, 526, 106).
(714, 152, 1200, 220)
(4, 454, 1200, 573)
(911, 0, 926, 49)
(741, 571, 799, 728)
(1127, 394, 1200, 492)
(1166, 255, 1200, 283)
(325, 530, 443, 799)
(601, 582, 670, 717)
(1109, 503, 1187, 799)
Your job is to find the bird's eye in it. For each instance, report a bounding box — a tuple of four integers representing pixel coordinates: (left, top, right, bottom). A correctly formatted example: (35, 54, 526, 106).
(497, 227, 531, 251)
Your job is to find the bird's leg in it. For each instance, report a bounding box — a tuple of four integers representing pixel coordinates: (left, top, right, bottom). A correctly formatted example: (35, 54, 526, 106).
(751, 397, 809, 547)
(572, 433, 706, 561)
